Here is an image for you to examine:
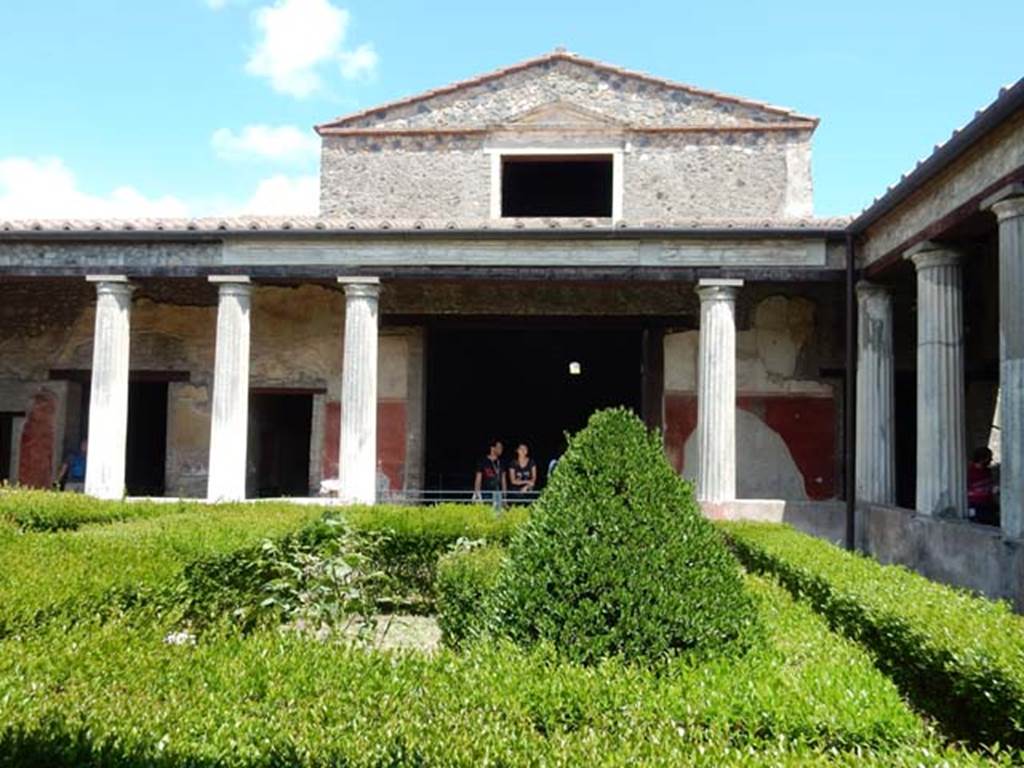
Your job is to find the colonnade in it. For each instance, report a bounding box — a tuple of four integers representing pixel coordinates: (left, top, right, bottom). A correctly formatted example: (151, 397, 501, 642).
(856, 184, 1024, 537)
(83, 275, 380, 504)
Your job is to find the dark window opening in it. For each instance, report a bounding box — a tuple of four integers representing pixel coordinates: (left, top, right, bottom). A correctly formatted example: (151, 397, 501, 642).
(501, 156, 613, 217)
(249, 393, 312, 497)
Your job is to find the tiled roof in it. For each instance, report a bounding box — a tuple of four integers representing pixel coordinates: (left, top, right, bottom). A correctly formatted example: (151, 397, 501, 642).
(316, 49, 819, 134)
(850, 76, 1024, 232)
(0, 215, 850, 236)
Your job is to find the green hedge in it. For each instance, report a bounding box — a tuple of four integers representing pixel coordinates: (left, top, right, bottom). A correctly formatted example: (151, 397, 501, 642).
(0, 488, 200, 532)
(0, 575, 977, 766)
(343, 503, 526, 598)
(722, 522, 1024, 748)
(436, 544, 506, 647)
(490, 408, 756, 665)
(0, 502, 326, 638)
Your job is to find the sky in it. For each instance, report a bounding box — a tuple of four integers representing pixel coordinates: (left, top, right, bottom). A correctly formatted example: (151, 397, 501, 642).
(0, 0, 1021, 220)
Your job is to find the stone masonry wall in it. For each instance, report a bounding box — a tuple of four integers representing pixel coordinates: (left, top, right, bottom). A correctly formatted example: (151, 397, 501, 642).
(320, 139, 491, 220)
(319, 58, 815, 221)
(320, 129, 813, 222)
(333, 58, 800, 132)
(623, 132, 812, 220)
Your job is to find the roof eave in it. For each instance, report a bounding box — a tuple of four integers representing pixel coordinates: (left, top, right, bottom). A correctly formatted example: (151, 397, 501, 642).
(314, 50, 819, 134)
(849, 76, 1024, 235)
(0, 225, 848, 242)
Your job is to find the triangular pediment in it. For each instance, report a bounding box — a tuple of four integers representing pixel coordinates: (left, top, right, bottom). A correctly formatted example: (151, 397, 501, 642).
(316, 51, 818, 136)
(501, 100, 624, 131)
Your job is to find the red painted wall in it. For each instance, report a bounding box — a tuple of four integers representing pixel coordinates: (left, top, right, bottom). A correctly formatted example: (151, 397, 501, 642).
(322, 400, 341, 480)
(377, 401, 407, 491)
(18, 388, 58, 488)
(322, 399, 408, 491)
(663, 393, 697, 474)
(738, 396, 836, 500)
(662, 392, 837, 500)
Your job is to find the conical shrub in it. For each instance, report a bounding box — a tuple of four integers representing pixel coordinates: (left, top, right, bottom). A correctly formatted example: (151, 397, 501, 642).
(489, 407, 759, 665)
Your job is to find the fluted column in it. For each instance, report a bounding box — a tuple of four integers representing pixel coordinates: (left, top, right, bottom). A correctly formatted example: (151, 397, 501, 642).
(338, 277, 380, 504)
(907, 243, 966, 517)
(695, 279, 742, 502)
(855, 281, 896, 504)
(207, 277, 252, 501)
(986, 187, 1024, 537)
(84, 275, 134, 499)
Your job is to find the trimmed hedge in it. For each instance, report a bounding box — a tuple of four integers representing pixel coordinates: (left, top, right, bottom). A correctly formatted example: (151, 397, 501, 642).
(0, 502, 326, 638)
(0, 575, 973, 766)
(722, 522, 1024, 748)
(344, 503, 526, 598)
(0, 488, 199, 532)
(491, 408, 758, 664)
(436, 544, 506, 647)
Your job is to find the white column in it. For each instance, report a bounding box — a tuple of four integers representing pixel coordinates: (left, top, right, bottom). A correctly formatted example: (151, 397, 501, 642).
(84, 275, 134, 499)
(907, 243, 967, 517)
(206, 277, 252, 502)
(986, 188, 1024, 537)
(694, 279, 742, 502)
(855, 281, 896, 504)
(338, 277, 380, 504)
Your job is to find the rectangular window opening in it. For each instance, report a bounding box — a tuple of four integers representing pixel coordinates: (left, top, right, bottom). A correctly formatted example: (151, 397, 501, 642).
(500, 155, 613, 218)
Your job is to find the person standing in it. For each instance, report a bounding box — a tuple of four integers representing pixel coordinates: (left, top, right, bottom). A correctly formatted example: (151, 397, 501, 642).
(56, 438, 88, 493)
(507, 443, 537, 503)
(473, 438, 506, 508)
(968, 446, 999, 526)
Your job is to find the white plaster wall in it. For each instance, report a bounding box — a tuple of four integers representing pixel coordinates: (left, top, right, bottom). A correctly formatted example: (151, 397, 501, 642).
(664, 295, 831, 396)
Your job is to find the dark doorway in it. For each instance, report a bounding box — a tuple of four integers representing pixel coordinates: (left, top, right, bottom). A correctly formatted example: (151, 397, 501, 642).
(501, 155, 613, 217)
(425, 324, 643, 491)
(0, 414, 13, 483)
(125, 381, 169, 497)
(249, 393, 312, 497)
(894, 370, 917, 510)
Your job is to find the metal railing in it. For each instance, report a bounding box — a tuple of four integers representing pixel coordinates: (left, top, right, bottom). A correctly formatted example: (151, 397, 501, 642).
(380, 488, 540, 510)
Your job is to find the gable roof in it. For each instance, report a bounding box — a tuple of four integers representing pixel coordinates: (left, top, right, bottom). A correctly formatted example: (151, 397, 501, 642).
(316, 49, 818, 135)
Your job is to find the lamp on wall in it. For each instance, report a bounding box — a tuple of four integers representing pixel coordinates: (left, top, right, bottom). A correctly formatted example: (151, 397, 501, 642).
(568, 361, 582, 376)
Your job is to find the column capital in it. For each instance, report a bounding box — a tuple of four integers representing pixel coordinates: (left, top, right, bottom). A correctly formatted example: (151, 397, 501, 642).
(991, 197, 1024, 224)
(86, 275, 134, 297)
(209, 275, 252, 297)
(981, 183, 1024, 221)
(695, 278, 743, 303)
(338, 276, 381, 299)
(855, 280, 890, 300)
(905, 241, 961, 272)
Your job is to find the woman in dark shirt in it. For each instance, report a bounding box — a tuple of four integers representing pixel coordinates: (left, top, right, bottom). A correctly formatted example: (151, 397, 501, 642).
(507, 443, 537, 503)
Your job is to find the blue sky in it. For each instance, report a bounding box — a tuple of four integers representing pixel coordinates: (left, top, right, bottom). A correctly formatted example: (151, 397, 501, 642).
(0, 0, 1021, 219)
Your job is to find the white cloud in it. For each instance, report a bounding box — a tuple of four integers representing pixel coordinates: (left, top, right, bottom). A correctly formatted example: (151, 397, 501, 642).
(211, 124, 320, 164)
(237, 173, 319, 215)
(338, 43, 378, 80)
(0, 156, 318, 220)
(246, 0, 377, 98)
(0, 156, 189, 219)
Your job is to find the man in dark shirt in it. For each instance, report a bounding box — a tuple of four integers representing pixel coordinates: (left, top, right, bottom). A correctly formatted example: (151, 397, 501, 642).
(473, 438, 506, 507)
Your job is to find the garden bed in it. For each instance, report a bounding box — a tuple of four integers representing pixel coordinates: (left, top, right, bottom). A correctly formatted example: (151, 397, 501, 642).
(0, 489, 1017, 765)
